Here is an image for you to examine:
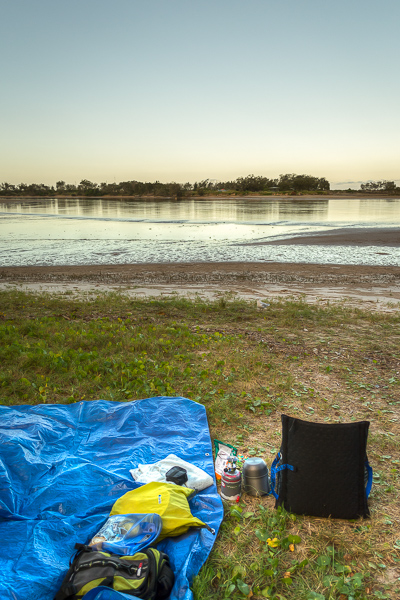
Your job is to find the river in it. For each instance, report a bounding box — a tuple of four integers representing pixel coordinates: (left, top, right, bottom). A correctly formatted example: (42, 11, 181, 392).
(1, 196, 400, 266)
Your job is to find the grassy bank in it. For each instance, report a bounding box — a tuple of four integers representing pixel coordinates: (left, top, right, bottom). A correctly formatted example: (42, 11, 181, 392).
(1, 290, 399, 599)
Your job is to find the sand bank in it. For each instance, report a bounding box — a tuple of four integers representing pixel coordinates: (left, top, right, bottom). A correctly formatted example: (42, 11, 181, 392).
(1, 261, 400, 312)
(246, 227, 400, 247)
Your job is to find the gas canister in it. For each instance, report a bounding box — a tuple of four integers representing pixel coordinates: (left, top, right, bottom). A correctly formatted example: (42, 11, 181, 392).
(220, 455, 242, 502)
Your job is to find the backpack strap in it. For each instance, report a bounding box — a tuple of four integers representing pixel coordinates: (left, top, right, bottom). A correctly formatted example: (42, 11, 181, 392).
(269, 452, 295, 500)
(149, 550, 175, 600)
(54, 583, 76, 600)
(54, 562, 79, 600)
(365, 457, 373, 498)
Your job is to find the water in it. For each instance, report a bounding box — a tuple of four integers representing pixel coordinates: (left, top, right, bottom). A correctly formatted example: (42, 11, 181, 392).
(1, 196, 400, 266)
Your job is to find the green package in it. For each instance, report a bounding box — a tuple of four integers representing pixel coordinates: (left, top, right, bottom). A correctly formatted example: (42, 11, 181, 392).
(214, 439, 238, 478)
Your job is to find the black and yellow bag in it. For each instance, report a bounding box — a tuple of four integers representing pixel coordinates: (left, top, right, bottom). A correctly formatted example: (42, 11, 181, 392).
(54, 544, 175, 600)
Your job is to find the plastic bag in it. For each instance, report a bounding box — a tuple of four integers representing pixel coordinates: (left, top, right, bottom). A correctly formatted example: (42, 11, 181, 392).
(88, 513, 162, 555)
(214, 440, 237, 480)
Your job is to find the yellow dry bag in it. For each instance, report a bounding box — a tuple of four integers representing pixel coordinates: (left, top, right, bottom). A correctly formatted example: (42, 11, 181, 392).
(110, 482, 208, 541)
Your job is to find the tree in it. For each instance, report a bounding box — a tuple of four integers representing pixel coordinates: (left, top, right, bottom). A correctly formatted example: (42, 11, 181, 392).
(0, 182, 16, 195)
(360, 180, 396, 193)
(78, 180, 100, 196)
(278, 174, 330, 192)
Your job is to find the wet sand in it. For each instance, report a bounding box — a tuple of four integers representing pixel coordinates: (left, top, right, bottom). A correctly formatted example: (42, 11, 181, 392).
(246, 227, 400, 247)
(1, 226, 400, 311)
(1, 261, 400, 312)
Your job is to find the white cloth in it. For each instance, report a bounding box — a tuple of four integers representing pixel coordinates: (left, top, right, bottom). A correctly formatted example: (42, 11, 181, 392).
(130, 454, 214, 492)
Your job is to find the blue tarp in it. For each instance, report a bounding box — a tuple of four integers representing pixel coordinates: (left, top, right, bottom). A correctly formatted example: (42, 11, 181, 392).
(0, 397, 223, 600)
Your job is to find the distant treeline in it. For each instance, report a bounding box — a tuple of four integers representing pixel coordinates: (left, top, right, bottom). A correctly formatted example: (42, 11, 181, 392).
(360, 180, 398, 192)
(0, 174, 398, 197)
(0, 173, 328, 197)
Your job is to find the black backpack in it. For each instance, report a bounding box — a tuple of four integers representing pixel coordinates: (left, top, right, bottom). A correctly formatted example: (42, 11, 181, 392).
(54, 545, 175, 600)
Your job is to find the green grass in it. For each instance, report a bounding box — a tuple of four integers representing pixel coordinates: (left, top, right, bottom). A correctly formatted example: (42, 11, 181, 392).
(1, 289, 400, 599)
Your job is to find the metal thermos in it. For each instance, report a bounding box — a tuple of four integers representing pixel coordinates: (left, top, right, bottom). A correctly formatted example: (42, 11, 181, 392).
(242, 457, 270, 496)
(220, 456, 242, 502)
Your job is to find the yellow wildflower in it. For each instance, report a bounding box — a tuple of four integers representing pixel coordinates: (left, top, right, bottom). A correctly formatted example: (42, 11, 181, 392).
(289, 543, 295, 552)
(266, 537, 280, 548)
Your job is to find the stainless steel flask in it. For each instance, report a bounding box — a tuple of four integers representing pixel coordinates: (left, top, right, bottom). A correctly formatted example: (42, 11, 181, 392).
(242, 457, 270, 496)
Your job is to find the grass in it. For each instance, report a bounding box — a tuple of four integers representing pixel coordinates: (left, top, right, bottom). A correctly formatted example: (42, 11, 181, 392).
(1, 289, 400, 599)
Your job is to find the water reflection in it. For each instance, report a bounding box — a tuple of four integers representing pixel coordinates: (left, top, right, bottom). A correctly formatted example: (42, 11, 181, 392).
(3, 196, 400, 223)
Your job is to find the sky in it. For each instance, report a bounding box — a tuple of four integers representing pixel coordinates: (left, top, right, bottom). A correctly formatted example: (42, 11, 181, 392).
(1, 0, 399, 190)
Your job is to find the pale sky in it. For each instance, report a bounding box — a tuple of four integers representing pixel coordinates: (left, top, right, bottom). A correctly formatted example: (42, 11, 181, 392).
(1, 0, 399, 189)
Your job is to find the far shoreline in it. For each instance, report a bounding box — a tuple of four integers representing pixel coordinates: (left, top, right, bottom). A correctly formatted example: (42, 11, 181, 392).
(2, 193, 400, 204)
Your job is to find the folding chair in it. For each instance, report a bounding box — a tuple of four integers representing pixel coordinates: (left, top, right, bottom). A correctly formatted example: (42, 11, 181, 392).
(270, 415, 373, 519)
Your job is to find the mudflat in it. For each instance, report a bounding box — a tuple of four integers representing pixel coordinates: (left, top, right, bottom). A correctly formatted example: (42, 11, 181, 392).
(1, 261, 400, 311)
(1, 260, 400, 283)
(1, 223, 400, 310)
(246, 227, 400, 247)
